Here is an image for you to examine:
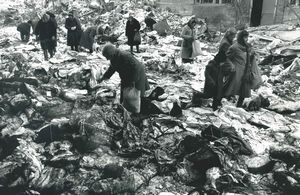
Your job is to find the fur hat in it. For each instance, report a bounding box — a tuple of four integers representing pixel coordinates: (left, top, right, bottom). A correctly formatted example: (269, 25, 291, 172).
(102, 43, 117, 59)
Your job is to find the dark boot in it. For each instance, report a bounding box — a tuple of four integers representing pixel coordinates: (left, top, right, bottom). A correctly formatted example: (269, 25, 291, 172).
(136, 45, 140, 53)
(71, 46, 75, 51)
(75, 45, 79, 52)
(89, 49, 93, 53)
(236, 96, 244, 108)
(43, 50, 49, 61)
(130, 46, 133, 53)
(212, 97, 222, 111)
(49, 49, 54, 58)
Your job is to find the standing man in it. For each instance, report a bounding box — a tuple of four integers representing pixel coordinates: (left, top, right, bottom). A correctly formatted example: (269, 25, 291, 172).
(17, 20, 32, 42)
(35, 14, 57, 61)
(65, 11, 82, 51)
(125, 15, 141, 53)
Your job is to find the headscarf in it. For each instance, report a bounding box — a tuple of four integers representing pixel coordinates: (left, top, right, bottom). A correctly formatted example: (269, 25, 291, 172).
(237, 30, 249, 47)
(224, 27, 237, 39)
(102, 43, 117, 59)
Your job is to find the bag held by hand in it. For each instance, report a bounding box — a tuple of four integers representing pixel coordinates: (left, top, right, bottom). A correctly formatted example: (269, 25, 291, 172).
(122, 87, 141, 113)
(133, 32, 141, 44)
(192, 40, 202, 57)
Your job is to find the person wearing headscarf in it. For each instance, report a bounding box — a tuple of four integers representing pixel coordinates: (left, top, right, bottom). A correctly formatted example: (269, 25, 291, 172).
(125, 15, 141, 53)
(79, 26, 103, 53)
(98, 43, 150, 104)
(181, 16, 197, 63)
(35, 13, 57, 60)
(17, 20, 32, 42)
(203, 27, 237, 110)
(65, 11, 82, 51)
(223, 30, 262, 107)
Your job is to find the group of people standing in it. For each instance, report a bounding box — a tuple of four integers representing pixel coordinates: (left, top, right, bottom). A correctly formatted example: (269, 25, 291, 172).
(180, 17, 262, 110)
(17, 12, 262, 113)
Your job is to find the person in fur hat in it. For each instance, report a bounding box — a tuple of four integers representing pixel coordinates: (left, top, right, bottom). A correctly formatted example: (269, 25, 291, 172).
(98, 43, 150, 104)
(17, 20, 32, 42)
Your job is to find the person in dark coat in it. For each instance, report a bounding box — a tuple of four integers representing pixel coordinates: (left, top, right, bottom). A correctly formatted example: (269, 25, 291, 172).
(223, 30, 262, 107)
(125, 15, 141, 53)
(181, 17, 197, 63)
(35, 14, 57, 60)
(204, 27, 236, 110)
(65, 11, 82, 51)
(46, 11, 58, 53)
(17, 20, 32, 42)
(98, 43, 150, 105)
(144, 14, 156, 31)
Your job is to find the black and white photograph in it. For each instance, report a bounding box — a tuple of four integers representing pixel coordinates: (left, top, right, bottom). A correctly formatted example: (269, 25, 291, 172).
(0, 0, 300, 194)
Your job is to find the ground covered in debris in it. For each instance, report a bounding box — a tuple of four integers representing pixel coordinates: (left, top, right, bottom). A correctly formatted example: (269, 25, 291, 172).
(1, 0, 300, 195)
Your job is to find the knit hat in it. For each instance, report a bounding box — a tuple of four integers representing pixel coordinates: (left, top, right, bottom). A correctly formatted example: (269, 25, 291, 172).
(102, 43, 117, 59)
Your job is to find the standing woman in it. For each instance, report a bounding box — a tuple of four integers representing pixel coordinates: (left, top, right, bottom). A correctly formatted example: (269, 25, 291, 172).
(35, 14, 57, 60)
(223, 30, 262, 107)
(181, 17, 197, 63)
(65, 11, 82, 51)
(125, 15, 141, 53)
(204, 27, 236, 110)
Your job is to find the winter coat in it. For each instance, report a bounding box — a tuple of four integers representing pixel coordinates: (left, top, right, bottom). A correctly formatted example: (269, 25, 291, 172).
(180, 25, 194, 59)
(203, 37, 233, 98)
(102, 49, 150, 99)
(65, 17, 82, 46)
(35, 19, 57, 50)
(223, 43, 262, 98)
(125, 18, 141, 46)
(17, 23, 31, 35)
(79, 26, 97, 50)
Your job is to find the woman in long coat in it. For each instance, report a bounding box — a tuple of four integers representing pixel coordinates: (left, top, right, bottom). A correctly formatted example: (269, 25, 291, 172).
(35, 14, 57, 60)
(98, 43, 150, 103)
(65, 12, 82, 51)
(80, 26, 103, 53)
(125, 15, 141, 53)
(181, 17, 197, 63)
(224, 30, 262, 107)
(204, 27, 236, 110)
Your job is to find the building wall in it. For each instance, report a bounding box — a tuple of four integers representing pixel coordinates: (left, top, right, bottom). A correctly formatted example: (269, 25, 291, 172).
(192, 4, 235, 31)
(156, 0, 194, 15)
(156, 0, 251, 31)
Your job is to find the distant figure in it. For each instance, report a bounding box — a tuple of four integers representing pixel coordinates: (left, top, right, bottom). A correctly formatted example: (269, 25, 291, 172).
(65, 11, 82, 51)
(46, 11, 58, 54)
(125, 15, 141, 53)
(35, 14, 57, 60)
(181, 16, 197, 63)
(144, 13, 156, 31)
(17, 20, 32, 42)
